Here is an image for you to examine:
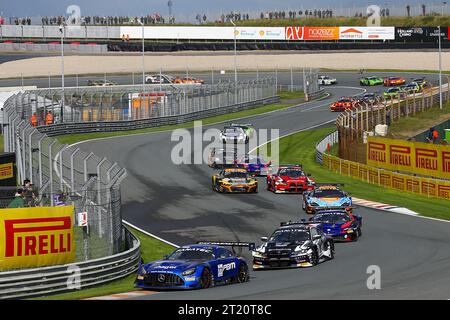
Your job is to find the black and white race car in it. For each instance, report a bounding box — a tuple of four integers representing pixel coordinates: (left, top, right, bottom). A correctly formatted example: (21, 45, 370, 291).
(318, 75, 337, 86)
(252, 221, 334, 269)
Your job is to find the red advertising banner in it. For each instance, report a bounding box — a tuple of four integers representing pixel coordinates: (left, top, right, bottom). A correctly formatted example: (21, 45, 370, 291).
(303, 27, 339, 40)
(285, 26, 304, 40)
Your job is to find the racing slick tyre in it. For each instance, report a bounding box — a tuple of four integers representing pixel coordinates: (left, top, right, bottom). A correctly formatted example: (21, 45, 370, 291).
(324, 241, 335, 260)
(356, 227, 362, 239)
(234, 263, 250, 283)
(199, 268, 213, 289)
(310, 247, 319, 266)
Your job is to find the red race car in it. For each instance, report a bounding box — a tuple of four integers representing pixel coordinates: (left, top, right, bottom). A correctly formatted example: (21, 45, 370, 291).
(267, 165, 315, 194)
(330, 97, 358, 112)
(383, 76, 406, 87)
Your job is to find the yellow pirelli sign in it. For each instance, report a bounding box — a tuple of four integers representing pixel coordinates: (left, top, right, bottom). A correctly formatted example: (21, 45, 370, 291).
(0, 206, 75, 270)
(0, 163, 14, 180)
(367, 137, 450, 180)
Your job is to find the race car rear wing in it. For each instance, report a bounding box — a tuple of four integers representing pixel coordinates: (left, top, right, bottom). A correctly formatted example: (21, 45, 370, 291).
(278, 164, 303, 168)
(280, 220, 319, 227)
(314, 183, 345, 188)
(315, 206, 351, 212)
(230, 123, 253, 127)
(197, 241, 256, 251)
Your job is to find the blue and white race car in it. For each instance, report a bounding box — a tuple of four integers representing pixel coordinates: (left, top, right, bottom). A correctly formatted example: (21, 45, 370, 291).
(302, 184, 352, 214)
(309, 209, 362, 242)
(135, 242, 254, 290)
(236, 154, 272, 176)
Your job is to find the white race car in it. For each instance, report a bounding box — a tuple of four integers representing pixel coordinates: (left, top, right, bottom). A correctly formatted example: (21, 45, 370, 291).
(318, 75, 337, 86)
(220, 126, 249, 144)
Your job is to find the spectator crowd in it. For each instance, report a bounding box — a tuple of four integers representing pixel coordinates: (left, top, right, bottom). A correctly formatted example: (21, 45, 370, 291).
(9, 14, 172, 26)
(259, 9, 334, 20)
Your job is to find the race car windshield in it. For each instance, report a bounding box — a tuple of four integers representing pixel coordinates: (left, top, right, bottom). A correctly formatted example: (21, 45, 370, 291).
(279, 169, 304, 177)
(269, 230, 310, 243)
(338, 99, 351, 103)
(313, 189, 345, 197)
(312, 213, 351, 223)
(224, 128, 243, 134)
(224, 171, 248, 179)
(167, 249, 215, 260)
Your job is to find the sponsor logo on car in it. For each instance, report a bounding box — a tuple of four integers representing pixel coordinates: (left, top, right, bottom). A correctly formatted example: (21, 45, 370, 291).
(218, 262, 236, 277)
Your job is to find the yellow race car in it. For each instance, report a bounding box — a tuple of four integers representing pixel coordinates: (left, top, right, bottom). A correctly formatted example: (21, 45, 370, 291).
(212, 168, 258, 193)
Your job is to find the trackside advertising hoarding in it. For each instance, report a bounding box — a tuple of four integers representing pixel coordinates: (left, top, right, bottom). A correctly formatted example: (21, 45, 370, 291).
(338, 27, 395, 40)
(120, 26, 395, 41)
(120, 26, 285, 40)
(367, 137, 450, 180)
(323, 153, 450, 200)
(0, 206, 75, 270)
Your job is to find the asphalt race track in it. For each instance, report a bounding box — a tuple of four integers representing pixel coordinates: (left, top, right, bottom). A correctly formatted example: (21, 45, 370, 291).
(63, 71, 450, 300)
(0, 63, 442, 298)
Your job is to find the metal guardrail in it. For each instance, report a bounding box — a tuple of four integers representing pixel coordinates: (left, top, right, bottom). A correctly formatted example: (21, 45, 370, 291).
(0, 227, 140, 300)
(38, 96, 280, 136)
(316, 130, 339, 164)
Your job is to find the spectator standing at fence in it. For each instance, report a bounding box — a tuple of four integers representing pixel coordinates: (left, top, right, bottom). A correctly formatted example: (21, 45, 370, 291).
(8, 189, 25, 208)
(31, 113, 37, 127)
(45, 111, 54, 125)
(432, 129, 439, 143)
(426, 127, 439, 143)
(23, 179, 38, 206)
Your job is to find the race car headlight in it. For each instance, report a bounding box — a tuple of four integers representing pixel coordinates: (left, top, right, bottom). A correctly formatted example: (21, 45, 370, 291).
(252, 251, 267, 258)
(182, 268, 197, 276)
(342, 201, 351, 206)
(309, 202, 319, 207)
(139, 265, 148, 275)
(275, 180, 287, 186)
(293, 246, 309, 256)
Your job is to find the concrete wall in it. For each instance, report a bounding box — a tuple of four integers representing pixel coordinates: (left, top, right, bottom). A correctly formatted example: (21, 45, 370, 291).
(0, 43, 108, 53)
(0, 25, 122, 39)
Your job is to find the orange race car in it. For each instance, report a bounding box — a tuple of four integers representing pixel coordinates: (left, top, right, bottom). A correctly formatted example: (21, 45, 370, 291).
(383, 76, 406, 87)
(173, 76, 204, 84)
(330, 97, 359, 112)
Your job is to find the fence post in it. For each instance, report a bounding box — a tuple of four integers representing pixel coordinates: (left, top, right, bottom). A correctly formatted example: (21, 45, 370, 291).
(83, 152, 95, 182)
(28, 129, 36, 184)
(70, 148, 80, 192)
(48, 140, 57, 206)
(58, 145, 69, 192)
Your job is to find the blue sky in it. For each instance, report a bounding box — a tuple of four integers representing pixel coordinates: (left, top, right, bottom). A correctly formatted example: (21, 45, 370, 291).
(0, 1, 445, 18)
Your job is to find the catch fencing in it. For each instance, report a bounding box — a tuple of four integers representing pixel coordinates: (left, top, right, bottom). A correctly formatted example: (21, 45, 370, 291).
(315, 81, 450, 201)
(0, 78, 279, 298)
(336, 79, 450, 163)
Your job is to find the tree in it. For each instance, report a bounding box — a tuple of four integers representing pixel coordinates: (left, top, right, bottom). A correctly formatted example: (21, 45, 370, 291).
(406, 5, 411, 17)
(422, 4, 426, 16)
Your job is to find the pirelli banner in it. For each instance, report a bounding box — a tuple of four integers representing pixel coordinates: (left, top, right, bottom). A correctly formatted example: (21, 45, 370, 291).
(367, 137, 450, 180)
(0, 206, 75, 270)
(322, 153, 450, 200)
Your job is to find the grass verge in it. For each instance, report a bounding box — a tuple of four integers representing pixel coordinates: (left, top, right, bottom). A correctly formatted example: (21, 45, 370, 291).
(56, 90, 306, 145)
(34, 226, 175, 300)
(263, 126, 450, 220)
(388, 100, 450, 140)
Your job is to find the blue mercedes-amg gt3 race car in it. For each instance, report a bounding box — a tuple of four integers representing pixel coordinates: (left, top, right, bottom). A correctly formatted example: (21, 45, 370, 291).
(135, 242, 254, 290)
